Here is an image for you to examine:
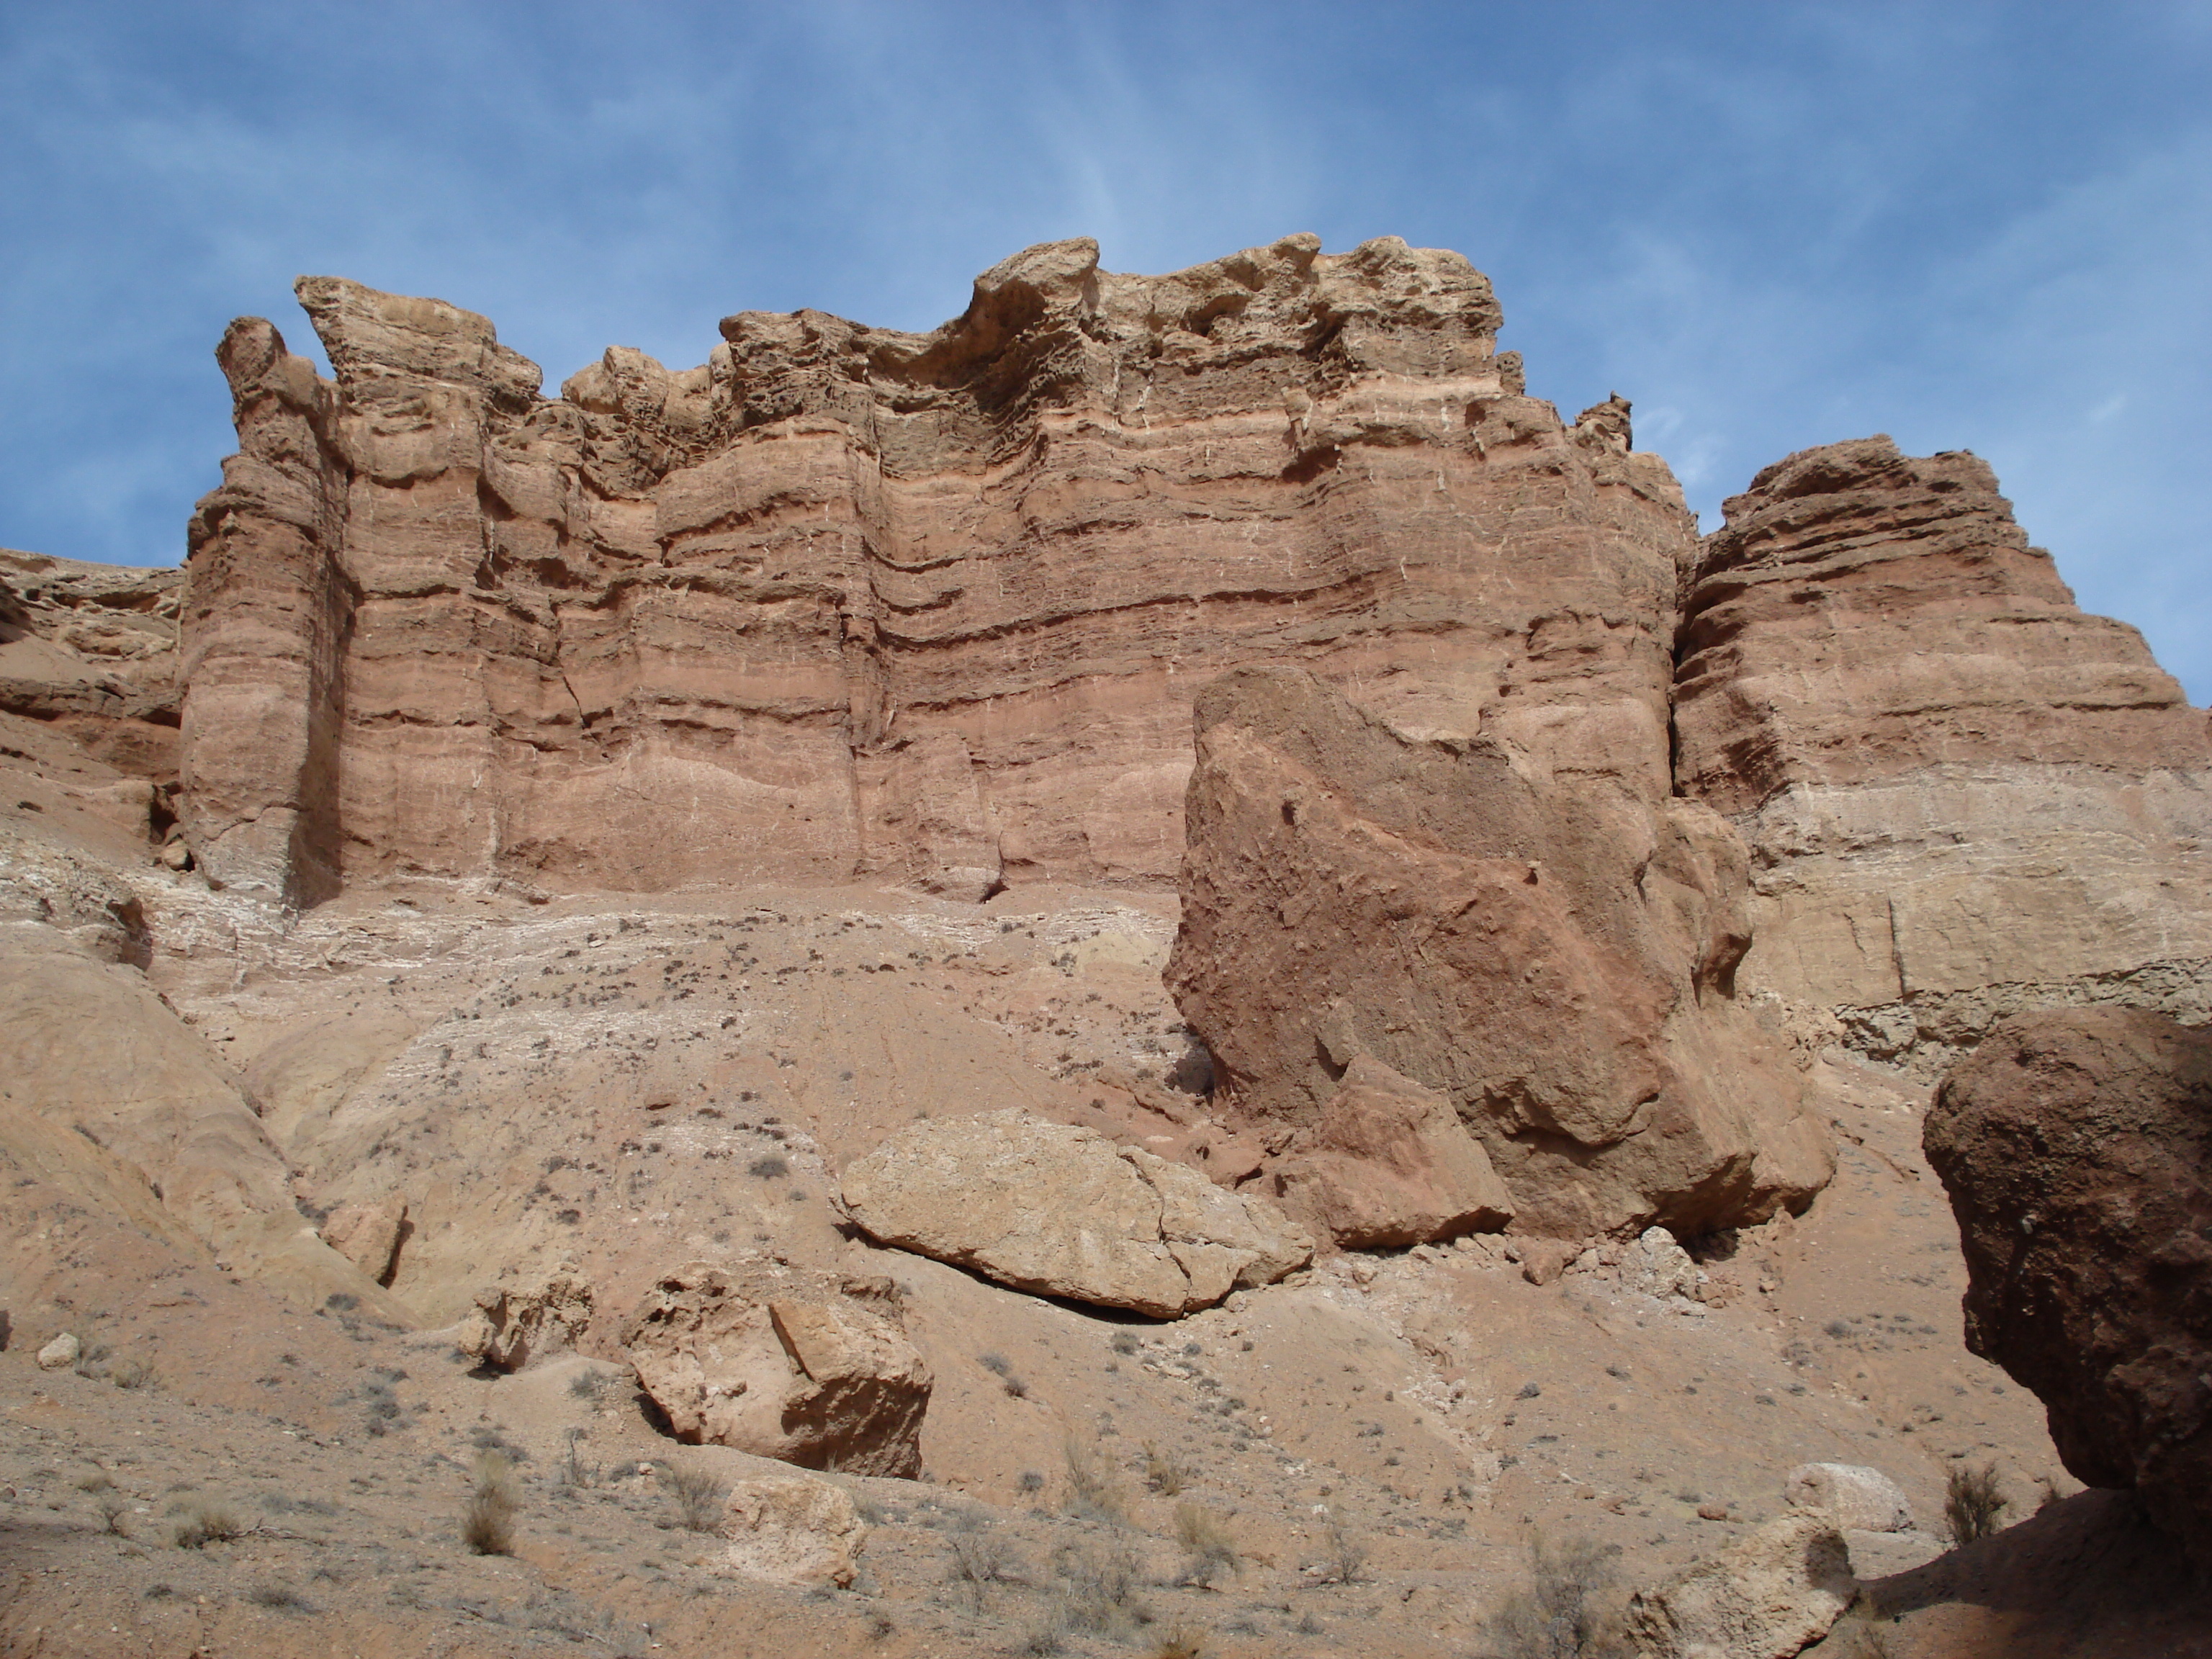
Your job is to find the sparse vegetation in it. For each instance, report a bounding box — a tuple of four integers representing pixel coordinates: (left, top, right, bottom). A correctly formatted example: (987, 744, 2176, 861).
(662, 1460, 726, 1532)
(946, 1516, 1015, 1608)
(172, 1501, 246, 1549)
(462, 1453, 518, 1555)
(1308, 1509, 1367, 1585)
(1143, 1440, 1190, 1496)
(567, 1368, 611, 1401)
(747, 1155, 789, 1179)
(247, 1582, 312, 1612)
(1478, 1532, 1620, 1658)
(1174, 1502, 1238, 1586)
(1111, 1330, 1140, 1356)
(1053, 1536, 1148, 1638)
(1062, 1437, 1129, 1526)
(1152, 1624, 1208, 1659)
(1945, 1461, 2008, 1545)
(109, 1357, 160, 1390)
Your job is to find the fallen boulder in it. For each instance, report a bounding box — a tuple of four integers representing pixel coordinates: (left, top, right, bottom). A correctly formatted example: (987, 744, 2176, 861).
(1268, 1052, 1514, 1248)
(1623, 1511, 1856, 1658)
(837, 1110, 1312, 1318)
(622, 1259, 930, 1478)
(320, 1195, 407, 1285)
(1924, 1007, 2212, 1568)
(1783, 1463, 1914, 1534)
(1168, 667, 1833, 1237)
(457, 1265, 593, 1371)
(717, 1467, 867, 1588)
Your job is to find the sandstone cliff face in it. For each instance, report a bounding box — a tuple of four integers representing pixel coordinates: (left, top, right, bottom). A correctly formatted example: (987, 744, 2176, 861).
(1167, 667, 1833, 1238)
(1675, 437, 2212, 1069)
(0, 547, 181, 784)
(181, 236, 1694, 903)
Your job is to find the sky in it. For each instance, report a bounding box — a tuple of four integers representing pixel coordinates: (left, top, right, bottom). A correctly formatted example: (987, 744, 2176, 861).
(4, 1, 2208, 696)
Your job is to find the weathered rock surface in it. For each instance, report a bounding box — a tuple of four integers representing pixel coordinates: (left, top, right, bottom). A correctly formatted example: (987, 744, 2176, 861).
(0, 547, 181, 785)
(1923, 1008, 2212, 1568)
(1167, 666, 1833, 1236)
(1267, 1052, 1514, 1248)
(180, 236, 1697, 904)
(1783, 1462, 1915, 1534)
(621, 1259, 930, 1477)
(1675, 438, 2212, 1069)
(715, 1467, 867, 1588)
(320, 1195, 408, 1285)
(837, 1110, 1312, 1316)
(35, 1330, 79, 1371)
(1623, 1511, 1856, 1658)
(457, 1265, 593, 1370)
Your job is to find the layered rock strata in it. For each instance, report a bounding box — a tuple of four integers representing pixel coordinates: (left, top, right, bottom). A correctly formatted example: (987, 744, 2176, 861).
(0, 547, 181, 785)
(1675, 438, 2212, 1069)
(1925, 1009, 2212, 1569)
(181, 237, 1694, 903)
(1166, 666, 1833, 1237)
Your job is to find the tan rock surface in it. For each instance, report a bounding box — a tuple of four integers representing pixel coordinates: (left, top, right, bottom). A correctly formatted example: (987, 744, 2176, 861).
(1167, 665, 1833, 1236)
(1674, 437, 2212, 1068)
(1623, 1511, 1856, 1658)
(1784, 1461, 1915, 1534)
(179, 236, 1697, 904)
(621, 1259, 930, 1478)
(837, 1109, 1310, 1316)
(716, 1466, 868, 1588)
(456, 1264, 593, 1371)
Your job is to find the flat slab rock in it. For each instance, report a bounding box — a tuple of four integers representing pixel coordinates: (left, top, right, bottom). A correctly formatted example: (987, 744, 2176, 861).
(836, 1110, 1312, 1318)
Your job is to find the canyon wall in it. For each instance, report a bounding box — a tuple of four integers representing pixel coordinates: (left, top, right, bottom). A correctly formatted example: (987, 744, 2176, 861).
(1674, 437, 2212, 1069)
(180, 236, 1694, 903)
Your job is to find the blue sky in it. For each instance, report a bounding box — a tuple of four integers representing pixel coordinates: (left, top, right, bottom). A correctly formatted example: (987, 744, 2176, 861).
(4, 1, 2208, 696)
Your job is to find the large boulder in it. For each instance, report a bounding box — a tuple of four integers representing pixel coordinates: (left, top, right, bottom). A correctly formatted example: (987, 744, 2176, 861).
(1623, 1511, 1856, 1659)
(1783, 1463, 1915, 1534)
(621, 1260, 930, 1478)
(1923, 1008, 2212, 1568)
(716, 1467, 868, 1589)
(1267, 1052, 1514, 1248)
(837, 1110, 1312, 1317)
(1167, 667, 1833, 1237)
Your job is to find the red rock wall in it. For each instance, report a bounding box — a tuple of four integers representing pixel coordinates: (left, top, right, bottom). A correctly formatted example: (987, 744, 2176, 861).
(180, 236, 1699, 902)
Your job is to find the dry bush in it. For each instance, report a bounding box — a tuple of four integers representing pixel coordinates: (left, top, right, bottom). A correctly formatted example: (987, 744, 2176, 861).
(661, 1460, 726, 1532)
(97, 1496, 130, 1537)
(1152, 1624, 1208, 1659)
(172, 1501, 246, 1550)
(1174, 1503, 1238, 1586)
(945, 1516, 1017, 1609)
(1945, 1461, 2008, 1545)
(1478, 1532, 1622, 1658)
(1308, 1509, 1367, 1585)
(109, 1357, 160, 1390)
(463, 1453, 518, 1555)
(1062, 1436, 1129, 1526)
(1053, 1537, 1148, 1638)
(1143, 1440, 1190, 1496)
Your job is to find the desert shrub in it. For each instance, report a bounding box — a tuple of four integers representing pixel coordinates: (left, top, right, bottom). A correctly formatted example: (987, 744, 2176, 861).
(1111, 1330, 1140, 1356)
(1945, 1461, 2008, 1545)
(662, 1461, 726, 1532)
(98, 1496, 130, 1536)
(979, 1351, 1012, 1376)
(747, 1155, 789, 1179)
(946, 1518, 1015, 1608)
(1309, 1510, 1367, 1585)
(1020, 1470, 1046, 1496)
(172, 1501, 246, 1549)
(1174, 1503, 1238, 1586)
(74, 1473, 114, 1493)
(247, 1582, 311, 1611)
(567, 1369, 610, 1401)
(1152, 1624, 1208, 1659)
(1062, 1437, 1129, 1526)
(1478, 1532, 1620, 1658)
(561, 1429, 601, 1490)
(1054, 1537, 1147, 1638)
(109, 1357, 160, 1390)
(462, 1454, 518, 1555)
(1142, 1441, 1190, 1496)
